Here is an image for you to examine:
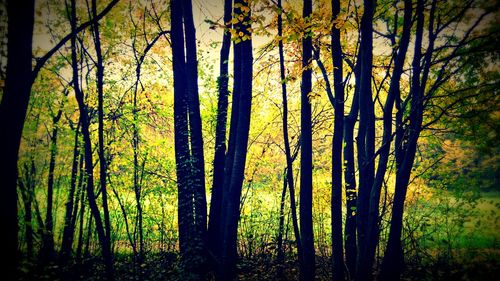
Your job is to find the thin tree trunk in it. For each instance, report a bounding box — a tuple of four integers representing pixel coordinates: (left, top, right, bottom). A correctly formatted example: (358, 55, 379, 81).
(299, 0, 315, 280)
(132, 55, 144, 269)
(20, 161, 36, 260)
(70, 0, 113, 278)
(40, 109, 62, 263)
(76, 160, 86, 263)
(277, 0, 302, 269)
(90, 1, 113, 278)
(218, 0, 253, 279)
(129, 25, 166, 269)
(276, 169, 288, 278)
(343, 57, 360, 279)
(331, 0, 345, 279)
(208, 0, 232, 258)
(61, 122, 81, 260)
(365, 0, 412, 275)
(380, 0, 427, 279)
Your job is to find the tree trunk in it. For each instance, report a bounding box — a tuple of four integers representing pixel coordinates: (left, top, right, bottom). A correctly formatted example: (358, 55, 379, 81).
(20, 161, 36, 260)
(331, 0, 345, 279)
(182, 0, 208, 268)
(90, 1, 113, 277)
(355, 0, 376, 280)
(75, 160, 86, 263)
(170, 0, 208, 278)
(380, 0, 427, 279)
(343, 62, 360, 280)
(276, 169, 288, 279)
(217, 0, 253, 279)
(277, 0, 302, 270)
(365, 0, 413, 276)
(70, 0, 113, 278)
(208, 0, 232, 258)
(61, 122, 81, 260)
(40, 109, 62, 263)
(300, 0, 315, 280)
(170, 0, 193, 275)
(0, 1, 35, 279)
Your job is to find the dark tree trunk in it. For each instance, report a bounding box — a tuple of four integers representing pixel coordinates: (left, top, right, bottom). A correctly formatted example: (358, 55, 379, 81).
(0, 1, 35, 279)
(331, 0, 345, 279)
(132, 72, 144, 267)
(277, 0, 302, 269)
(276, 169, 288, 278)
(61, 122, 81, 260)
(90, 1, 113, 276)
(170, 0, 194, 275)
(20, 161, 36, 260)
(70, 0, 113, 279)
(380, 0, 427, 280)
(365, 0, 413, 276)
(208, 0, 232, 258)
(170, 0, 208, 279)
(20, 181, 34, 260)
(75, 157, 86, 263)
(218, 5, 243, 269)
(355, 0, 375, 280)
(300, 0, 315, 280)
(182, 0, 208, 264)
(343, 64, 360, 280)
(40, 109, 63, 263)
(217, 0, 253, 279)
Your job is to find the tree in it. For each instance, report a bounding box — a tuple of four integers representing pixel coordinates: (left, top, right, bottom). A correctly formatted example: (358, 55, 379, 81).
(39, 107, 63, 263)
(0, 0, 118, 278)
(60, 120, 81, 261)
(170, 0, 207, 278)
(299, 0, 315, 280)
(355, 0, 376, 279)
(330, 0, 345, 279)
(69, 0, 115, 279)
(208, 0, 232, 257)
(276, 0, 302, 277)
(0, 1, 35, 279)
(89, 0, 113, 272)
(217, 0, 253, 279)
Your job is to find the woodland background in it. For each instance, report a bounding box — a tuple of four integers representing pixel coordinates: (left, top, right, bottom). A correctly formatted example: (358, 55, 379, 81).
(0, 0, 498, 280)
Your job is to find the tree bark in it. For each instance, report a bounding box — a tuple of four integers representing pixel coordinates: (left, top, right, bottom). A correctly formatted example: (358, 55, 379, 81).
(182, 0, 208, 264)
(355, 0, 376, 280)
(75, 155, 86, 263)
(170, 0, 208, 278)
(208, 0, 232, 258)
(19, 161, 36, 260)
(0, 1, 35, 279)
(343, 63, 360, 280)
(217, 0, 253, 279)
(40, 109, 63, 263)
(365, 0, 412, 276)
(331, 0, 345, 279)
(380, 0, 427, 279)
(277, 0, 302, 268)
(300, 0, 315, 280)
(90, 1, 113, 276)
(61, 122, 81, 260)
(70, 0, 113, 278)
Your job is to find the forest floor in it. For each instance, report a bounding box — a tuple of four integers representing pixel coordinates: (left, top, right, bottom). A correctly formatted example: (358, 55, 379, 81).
(18, 250, 500, 281)
(18, 192, 500, 281)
